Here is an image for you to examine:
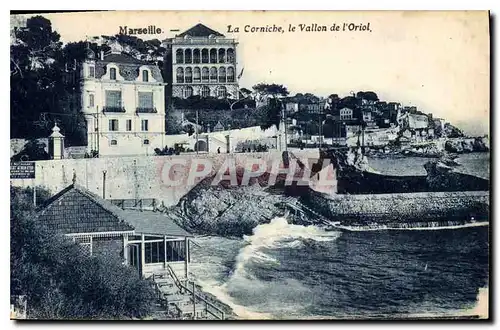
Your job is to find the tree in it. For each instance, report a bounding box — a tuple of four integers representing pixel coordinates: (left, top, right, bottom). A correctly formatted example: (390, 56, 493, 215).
(252, 83, 289, 101)
(356, 91, 379, 102)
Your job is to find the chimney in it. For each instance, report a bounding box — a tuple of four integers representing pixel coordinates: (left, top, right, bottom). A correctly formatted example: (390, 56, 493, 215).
(100, 50, 104, 60)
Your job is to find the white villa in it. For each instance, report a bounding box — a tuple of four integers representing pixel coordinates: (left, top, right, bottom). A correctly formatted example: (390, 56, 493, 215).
(80, 45, 166, 157)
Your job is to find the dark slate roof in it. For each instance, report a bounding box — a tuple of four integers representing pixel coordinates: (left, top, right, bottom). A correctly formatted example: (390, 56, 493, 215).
(100, 52, 146, 65)
(36, 184, 191, 236)
(123, 211, 192, 237)
(177, 23, 224, 38)
(95, 52, 164, 82)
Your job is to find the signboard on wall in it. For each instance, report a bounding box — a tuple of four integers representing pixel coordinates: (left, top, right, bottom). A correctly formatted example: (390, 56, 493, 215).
(10, 162, 36, 179)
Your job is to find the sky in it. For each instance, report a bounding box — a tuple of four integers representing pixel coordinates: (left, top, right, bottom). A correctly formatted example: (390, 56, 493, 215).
(14, 11, 490, 135)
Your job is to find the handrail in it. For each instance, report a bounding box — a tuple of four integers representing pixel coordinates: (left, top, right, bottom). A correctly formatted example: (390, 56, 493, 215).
(165, 265, 225, 320)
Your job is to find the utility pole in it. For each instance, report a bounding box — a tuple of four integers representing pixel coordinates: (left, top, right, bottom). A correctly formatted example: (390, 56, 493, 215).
(195, 109, 199, 155)
(282, 101, 288, 152)
(102, 170, 107, 199)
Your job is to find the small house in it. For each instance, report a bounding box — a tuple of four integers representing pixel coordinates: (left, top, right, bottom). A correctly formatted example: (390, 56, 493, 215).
(35, 182, 193, 280)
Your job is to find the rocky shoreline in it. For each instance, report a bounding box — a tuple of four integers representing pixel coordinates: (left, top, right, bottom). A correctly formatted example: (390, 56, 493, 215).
(363, 137, 489, 159)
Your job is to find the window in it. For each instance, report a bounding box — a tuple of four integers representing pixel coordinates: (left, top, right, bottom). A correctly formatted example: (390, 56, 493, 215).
(184, 49, 192, 64)
(126, 119, 132, 131)
(110, 139, 118, 146)
(193, 49, 201, 64)
(210, 67, 217, 81)
(185, 67, 192, 83)
(217, 86, 227, 98)
(88, 66, 95, 78)
(109, 119, 119, 131)
(141, 119, 149, 131)
(227, 48, 235, 63)
(227, 67, 235, 82)
(105, 90, 122, 108)
(176, 67, 184, 83)
(138, 92, 154, 109)
(176, 49, 184, 63)
(201, 86, 211, 98)
(142, 70, 149, 82)
(88, 94, 94, 107)
(183, 86, 193, 99)
(210, 49, 217, 63)
(218, 67, 226, 83)
(193, 67, 201, 82)
(110, 67, 117, 80)
(143, 241, 186, 264)
(166, 241, 186, 262)
(201, 67, 209, 82)
(218, 48, 226, 63)
(201, 49, 209, 63)
(143, 139, 150, 145)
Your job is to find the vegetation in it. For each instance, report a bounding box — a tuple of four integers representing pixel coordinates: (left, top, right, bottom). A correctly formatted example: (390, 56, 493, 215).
(10, 186, 156, 319)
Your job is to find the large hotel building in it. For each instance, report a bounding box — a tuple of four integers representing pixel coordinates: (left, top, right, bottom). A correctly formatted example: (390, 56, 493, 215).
(162, 23, 240, 100)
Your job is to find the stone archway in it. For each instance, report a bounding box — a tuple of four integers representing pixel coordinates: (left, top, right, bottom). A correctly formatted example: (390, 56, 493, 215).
(194, 140, 208, 152)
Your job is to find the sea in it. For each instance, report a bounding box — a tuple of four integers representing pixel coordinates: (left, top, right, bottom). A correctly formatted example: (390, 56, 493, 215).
(189, 154, 490, 319)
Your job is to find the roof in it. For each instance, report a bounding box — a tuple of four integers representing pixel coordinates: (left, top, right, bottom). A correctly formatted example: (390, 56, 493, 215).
(123, 211, 192, 237)
(36, 184, 191, 237)
(177, 23, 224, 38)
(99, 52, 146, 65)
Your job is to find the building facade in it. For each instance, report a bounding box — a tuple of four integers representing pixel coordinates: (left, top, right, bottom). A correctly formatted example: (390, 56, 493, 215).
(163, 24, 239, 99)
(80, 47, 166, 156)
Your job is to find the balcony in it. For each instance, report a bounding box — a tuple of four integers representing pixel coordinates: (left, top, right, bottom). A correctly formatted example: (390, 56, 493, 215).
(103, 106, 126, 113)
(136, 107, 158, 114)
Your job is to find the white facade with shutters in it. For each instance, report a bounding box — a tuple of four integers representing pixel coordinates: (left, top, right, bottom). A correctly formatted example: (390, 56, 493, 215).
(81, 49, 166, 157)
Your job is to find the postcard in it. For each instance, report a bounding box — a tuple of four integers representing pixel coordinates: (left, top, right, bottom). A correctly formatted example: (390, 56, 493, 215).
(10, 10, 490, 320)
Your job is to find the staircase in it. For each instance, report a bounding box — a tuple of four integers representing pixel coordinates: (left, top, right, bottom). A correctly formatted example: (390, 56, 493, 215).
(150, 266, 226, 320)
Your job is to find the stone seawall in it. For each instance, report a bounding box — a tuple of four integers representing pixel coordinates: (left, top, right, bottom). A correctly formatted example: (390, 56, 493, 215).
(11, 150, 323, 207)
(306, 190, 490, 225)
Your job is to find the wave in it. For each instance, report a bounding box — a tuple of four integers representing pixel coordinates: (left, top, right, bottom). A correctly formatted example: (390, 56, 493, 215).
(330, 221, 489, 232)
(196, 217, 342, 319)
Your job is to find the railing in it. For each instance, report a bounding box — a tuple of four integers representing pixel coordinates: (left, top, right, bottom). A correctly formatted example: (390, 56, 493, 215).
(166, 265, 226, 320)
(103, 106, 126, 113)
(136, 107, 158, 114)
(109, 198, 159, 211)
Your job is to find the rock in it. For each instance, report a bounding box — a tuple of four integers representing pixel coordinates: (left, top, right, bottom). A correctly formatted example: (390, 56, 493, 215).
(445, 140, 464, 153)
(462, 139, 474, 152)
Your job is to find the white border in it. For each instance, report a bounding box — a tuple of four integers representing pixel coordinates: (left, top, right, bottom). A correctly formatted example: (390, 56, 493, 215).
(2, 2, 497, 330)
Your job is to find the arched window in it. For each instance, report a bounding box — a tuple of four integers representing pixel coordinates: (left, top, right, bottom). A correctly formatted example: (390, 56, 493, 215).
(210, 49, 217, 64)
(185, 49, 192, 64)
(143, 139, 150, 145)
(210, 67, 217, 81)
(176, 49, 184, 63)
(185, 67, 193, 83)
(227, 48, 235, 63)
(201, 86, 211, 98)
(176, 67, 184, 83)
(218, 49, 226, 63)
(142, 70, 149, 82)
(202, 67, 209, 82)
(201, 49, 209, 63)
(227, 67, 235, 82)
(193, 49, 201, 64)
(218, 67, 226, 83)
(110, 67, 117, 80)
(217, 86, 227, 98)
(183, 86, 193, 98)
(110, 139, 118, 146)
(193, 67, 201, 82)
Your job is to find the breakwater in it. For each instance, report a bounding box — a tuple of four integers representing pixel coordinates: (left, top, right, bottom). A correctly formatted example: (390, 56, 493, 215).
(304, 190, 489, 229)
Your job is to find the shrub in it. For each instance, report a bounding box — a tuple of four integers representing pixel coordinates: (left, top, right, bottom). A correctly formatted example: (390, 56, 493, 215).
(10, 186, 156, 320)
